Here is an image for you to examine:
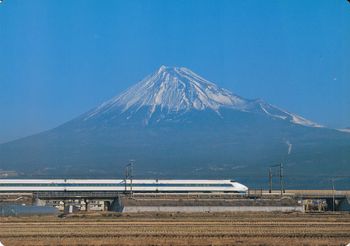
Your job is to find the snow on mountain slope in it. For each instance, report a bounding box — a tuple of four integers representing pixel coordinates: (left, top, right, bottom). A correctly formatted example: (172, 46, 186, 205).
(85, 66, 321, 128)
(246, 100, 323, 127)
(86, 66, 246, 118)
(338, 128, 350, 133)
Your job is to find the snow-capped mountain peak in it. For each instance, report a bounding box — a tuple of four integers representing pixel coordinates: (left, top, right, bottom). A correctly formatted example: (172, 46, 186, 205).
(86, 66, 246, 118)
(116, 65, 246, 112)
(85, 66, 321, 128)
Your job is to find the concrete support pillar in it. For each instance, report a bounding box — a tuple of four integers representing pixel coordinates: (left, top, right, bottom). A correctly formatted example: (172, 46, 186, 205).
(85, 199, 89, 211)
(34, 198, 46, 206)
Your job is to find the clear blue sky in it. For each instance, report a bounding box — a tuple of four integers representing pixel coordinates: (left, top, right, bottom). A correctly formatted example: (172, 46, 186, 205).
(0, 0, 349, 143)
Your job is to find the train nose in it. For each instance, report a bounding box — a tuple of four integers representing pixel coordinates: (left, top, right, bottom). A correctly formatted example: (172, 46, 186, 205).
(239, 184, 249, 192)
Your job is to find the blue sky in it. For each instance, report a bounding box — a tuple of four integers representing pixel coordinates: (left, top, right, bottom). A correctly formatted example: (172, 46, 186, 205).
(0, 0, 349, 143)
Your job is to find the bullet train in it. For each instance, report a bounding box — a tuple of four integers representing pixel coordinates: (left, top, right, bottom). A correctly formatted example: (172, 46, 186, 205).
(0, 179, 248, 193)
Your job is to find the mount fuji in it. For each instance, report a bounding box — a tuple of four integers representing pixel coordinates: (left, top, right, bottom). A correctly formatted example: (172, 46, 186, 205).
(84, 65, 321, 127)
(0, 66, 349, 187)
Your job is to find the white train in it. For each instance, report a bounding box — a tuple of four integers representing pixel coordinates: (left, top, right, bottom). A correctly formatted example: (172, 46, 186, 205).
(0, 179, 248, 193)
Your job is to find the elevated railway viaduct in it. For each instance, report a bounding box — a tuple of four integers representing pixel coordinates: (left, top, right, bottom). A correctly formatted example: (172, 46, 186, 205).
(1, 190, 349, 212)
(32, 189, 350, 212)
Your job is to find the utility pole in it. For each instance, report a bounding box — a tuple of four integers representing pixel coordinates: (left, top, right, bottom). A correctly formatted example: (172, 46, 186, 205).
(269, 164, 280, 194)
(269, 168, 272, 193)
(332, 178, 335, 212)
(280, 162, 284, 196)
(129, 160, 133, 195)
(124, 160, 134, 196)
(270, 163, 284, 197)
(124, 165, 128, 193)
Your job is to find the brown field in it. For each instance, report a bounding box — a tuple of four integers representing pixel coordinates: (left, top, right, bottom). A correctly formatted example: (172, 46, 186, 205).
(0, 212, 350, 246)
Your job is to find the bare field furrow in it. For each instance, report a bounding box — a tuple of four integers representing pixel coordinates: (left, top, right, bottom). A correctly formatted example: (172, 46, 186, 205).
(0, 213, 350, 245)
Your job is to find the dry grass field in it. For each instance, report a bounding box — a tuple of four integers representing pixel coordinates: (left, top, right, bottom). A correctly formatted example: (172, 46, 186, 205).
(0, 212, 350, 246)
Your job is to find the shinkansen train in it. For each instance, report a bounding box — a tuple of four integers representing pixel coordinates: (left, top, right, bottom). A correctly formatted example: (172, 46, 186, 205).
(0, 179, 248, 193)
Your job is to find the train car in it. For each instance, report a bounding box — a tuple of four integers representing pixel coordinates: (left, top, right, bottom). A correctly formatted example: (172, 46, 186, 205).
(0, 179, 248, 193)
